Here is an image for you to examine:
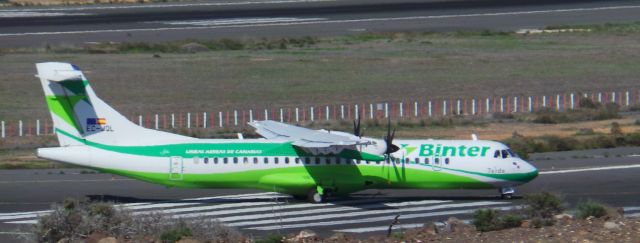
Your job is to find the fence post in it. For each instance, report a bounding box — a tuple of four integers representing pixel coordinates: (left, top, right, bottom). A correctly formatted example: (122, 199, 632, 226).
(542, 96, 547, 108)
(171, 114, 175, 128)
(202, 113, 206, 128)
(556, 95, 561, 111)
(264, 109, 268, 121)
(528, 96, 532, 112)
(35, 119, 40, 136)
(513, 96, 518, 113)
(443, 100, 447, 116)
(153, 114, 158, 129)
(19, 120, 23, 137)
(385, 103, 389, 118)
(456, 100, 460, 115)
(310, 107, 315, 121)
(472, 99, 476, 115)
(398, 102, 403, 117)
(598, 92, 602, 103)
(570, 93, 575, 110)
(428, 101, 432, 117)
(1, 121, 4, 138)
(486, 98, 490, 113)
(218, 112, 223, 127)
(626, 91, 630, 107)
(295, 108, 299, 122)
(187, 113, 191, 128)
(355, 104, 359, 119)
(232, 110, 237, 126)
(370, 104, 374, 119)
(249, 109, 254, 122)
(279, 108, 283, 123)
(138, 115, 143, 127)
(340, 105, 344, 120)
(500, 97, 504, 112)
(611, 92, 616, 103)
(324, 106, 328, 120)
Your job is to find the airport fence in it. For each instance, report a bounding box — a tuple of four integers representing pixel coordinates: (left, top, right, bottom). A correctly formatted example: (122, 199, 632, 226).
(1, 89, 639, 139)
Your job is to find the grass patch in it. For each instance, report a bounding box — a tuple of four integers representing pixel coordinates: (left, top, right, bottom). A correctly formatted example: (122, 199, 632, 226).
(472, 209, 524, 232)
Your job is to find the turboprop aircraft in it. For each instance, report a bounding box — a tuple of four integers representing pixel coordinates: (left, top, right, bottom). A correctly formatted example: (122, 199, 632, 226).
(35, 62, 538, 203)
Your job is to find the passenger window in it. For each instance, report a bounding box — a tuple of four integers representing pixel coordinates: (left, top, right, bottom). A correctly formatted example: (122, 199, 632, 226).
(326, 157, 331, 164)
(193, 156, 199, 164)
(494, 150, 500, 158)
(414, 158, 419, 164)
(356, 160, 361, 164)
(315, 157, 320, 164)
(223, 158, 228, 164)
(264, 157, 268, 164)
(376, 160, 381, 164)
(243, 157, 248, 164)
(204, 157, 209, 164)
(336, 157, 341, 164)
(253, 157, 258, 164)
(435, 158, 440, 164)
(214, 158, 219, 164)
(501, 150, 508, 159)
(274, 157, 279, 164)
(405, 158, 410, 163)
(295, 158, 300, 164)
(425, 158, 429, 164)
(445, 158, 450, 165)
(305, 157, 310, 164)
(233, 157, 238, 164)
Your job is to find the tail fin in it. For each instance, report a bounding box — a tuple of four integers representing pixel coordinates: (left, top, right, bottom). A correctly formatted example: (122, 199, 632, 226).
(36, 62, 189, 146)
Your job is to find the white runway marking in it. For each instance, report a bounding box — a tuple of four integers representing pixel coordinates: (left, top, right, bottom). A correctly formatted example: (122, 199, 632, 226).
(247, 206, 516, 230)
(0, 12, 89, 18)
(160, 17, 326, 26)
(0, 0, 334, 12)
(539, 164, 640, 175)
(336, 223, 426, 233)
(2, 5, 639, 37)
(230, 201, 508, 227)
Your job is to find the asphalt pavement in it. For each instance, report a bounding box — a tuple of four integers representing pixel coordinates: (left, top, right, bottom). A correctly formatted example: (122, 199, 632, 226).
(1, 148, 639, 241)
(1, 0, 640, 47)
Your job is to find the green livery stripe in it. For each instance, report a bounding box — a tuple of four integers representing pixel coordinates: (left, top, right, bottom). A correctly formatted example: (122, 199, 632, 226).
(55, 128, 384, 160)
(92, 164, 495, 195)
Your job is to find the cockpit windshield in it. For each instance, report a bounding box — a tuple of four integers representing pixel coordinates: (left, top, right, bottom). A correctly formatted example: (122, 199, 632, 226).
(494, 149, 519, 159)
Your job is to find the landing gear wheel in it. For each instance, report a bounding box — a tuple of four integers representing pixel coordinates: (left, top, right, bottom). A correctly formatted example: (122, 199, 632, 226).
(307, 188, 326, 203)
(499, 187, 515, 200)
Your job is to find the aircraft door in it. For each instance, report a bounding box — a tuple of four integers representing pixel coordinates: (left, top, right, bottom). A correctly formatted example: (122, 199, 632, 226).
(169, 156, 184, 180)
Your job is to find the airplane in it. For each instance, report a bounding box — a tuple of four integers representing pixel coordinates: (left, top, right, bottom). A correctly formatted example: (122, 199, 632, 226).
(35, 62, 538, 203)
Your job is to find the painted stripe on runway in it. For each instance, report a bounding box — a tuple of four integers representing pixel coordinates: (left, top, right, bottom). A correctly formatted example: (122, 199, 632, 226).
(125, 192, 282, 210)
(0, 192, 279, 221)
(231, 201, 509, 227)
(0, 178, 134, 183)
(624, 206, 640, 212)
(0, 231, 32, 235)
(336, 223, 425, 233)
(248, 206, 515, 230)
(174, 198, 392, 219)
(0, 0, 334, 12)
(540, 164, 640, 175)
(161, 17, 326, 26)
(5, 219, 38, 224)
(0, 12, 89, 17)
(215, 200, 449, 222)
(2, 4, 640, 37)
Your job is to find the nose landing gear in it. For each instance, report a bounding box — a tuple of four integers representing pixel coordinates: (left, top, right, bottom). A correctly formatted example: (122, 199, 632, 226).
(307, 186, 332, 203)
(499, 187, 515, 199)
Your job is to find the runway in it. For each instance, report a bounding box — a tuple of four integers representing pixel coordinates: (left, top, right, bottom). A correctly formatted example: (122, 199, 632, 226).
(2, 0, 640, 47)
(1, 148, 640, 241)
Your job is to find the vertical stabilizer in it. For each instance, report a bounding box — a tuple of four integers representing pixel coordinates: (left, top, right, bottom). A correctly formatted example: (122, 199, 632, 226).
(36, 62, 191, 146)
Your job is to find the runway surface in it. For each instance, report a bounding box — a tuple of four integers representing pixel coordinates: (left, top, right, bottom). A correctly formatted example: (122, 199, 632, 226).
(2, 0, 640, 47)
(1, 148, 640, 241)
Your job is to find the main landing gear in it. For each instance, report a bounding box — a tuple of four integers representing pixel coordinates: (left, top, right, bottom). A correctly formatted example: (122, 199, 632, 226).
(307, 186, 329, 203)
(499, 187, 515, 199)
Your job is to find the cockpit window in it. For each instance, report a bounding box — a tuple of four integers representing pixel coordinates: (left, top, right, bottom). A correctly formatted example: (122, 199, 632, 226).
(494, 150, 500, 158)
(501, 150, 508, 159)
(507, 149, 519, 158)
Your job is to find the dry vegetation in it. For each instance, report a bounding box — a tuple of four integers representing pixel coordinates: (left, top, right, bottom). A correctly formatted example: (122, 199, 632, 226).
(2, 24, 640, 121)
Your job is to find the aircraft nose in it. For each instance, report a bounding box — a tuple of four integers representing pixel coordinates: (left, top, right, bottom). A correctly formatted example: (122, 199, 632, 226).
(523, 160, 538, 181)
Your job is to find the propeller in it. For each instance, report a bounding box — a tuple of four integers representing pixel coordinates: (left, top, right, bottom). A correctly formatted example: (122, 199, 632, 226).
(353, 117, 363, 138)
(384, 116, 400, 155)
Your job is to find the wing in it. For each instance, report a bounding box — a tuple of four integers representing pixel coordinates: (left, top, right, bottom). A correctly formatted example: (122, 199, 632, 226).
(248, 120, 365, 148)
